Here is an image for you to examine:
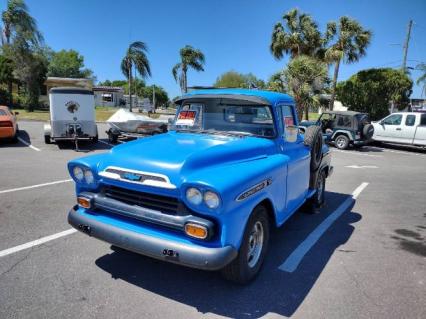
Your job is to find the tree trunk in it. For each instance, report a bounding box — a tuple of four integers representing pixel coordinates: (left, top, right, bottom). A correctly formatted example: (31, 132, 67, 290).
(295, 97, 303, 123)
(128, 65, 132, 112)
(304, 103, 309, 121)
(5, 31, 13, 107)
(182, 65, 188, 93)
(329, 59, 341, 111)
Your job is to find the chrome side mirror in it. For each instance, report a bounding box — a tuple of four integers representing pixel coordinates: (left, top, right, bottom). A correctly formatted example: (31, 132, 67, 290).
(285, 125, 298, 143)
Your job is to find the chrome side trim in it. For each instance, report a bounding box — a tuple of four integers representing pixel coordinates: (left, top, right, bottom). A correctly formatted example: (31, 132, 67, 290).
(236, 178, 272, 201)
(99, 166, 176, 189)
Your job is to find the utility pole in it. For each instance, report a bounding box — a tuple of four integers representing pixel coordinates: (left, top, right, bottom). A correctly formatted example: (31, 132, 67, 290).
(152, 86, 156, 112)
(401, 20, 413, 71)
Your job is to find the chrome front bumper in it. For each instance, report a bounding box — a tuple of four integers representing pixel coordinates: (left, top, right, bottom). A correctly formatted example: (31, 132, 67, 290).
(68, 207, 237, 271)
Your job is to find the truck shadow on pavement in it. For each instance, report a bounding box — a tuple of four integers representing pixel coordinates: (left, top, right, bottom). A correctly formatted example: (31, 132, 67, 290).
(95, 191, 361, 318)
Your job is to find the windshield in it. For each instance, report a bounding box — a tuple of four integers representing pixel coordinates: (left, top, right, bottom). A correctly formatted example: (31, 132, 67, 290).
(170, 98, 276, 138)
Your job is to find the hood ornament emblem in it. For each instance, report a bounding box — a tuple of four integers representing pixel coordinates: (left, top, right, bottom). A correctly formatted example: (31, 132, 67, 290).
(123, 172, 142, 182)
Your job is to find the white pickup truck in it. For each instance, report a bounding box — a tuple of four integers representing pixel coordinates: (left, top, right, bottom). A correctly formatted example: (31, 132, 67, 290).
(372, 112, 426, 147)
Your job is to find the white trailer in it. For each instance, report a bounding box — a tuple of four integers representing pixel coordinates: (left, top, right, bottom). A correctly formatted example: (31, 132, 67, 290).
(44, 87, 98, 147)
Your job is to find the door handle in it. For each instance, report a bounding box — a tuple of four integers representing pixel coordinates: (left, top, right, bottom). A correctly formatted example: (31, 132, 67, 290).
(396, 128, 402, 131)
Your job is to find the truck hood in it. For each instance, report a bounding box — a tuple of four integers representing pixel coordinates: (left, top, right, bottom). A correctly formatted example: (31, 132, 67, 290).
(98, 132, 275, 186)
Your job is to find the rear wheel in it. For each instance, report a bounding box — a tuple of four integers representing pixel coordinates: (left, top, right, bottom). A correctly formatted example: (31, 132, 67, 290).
(304, 169, 326, 213)
(334, 135, 349, 150)
(221, 205, 270, 284)
(44, 134, 51, 144)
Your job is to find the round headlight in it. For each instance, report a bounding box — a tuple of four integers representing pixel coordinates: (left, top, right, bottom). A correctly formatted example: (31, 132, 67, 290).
(204, 191, 220, 209)
(186, 187, 202, 205)
(84, 170, 94, 184)
(73, 166, 84, 181)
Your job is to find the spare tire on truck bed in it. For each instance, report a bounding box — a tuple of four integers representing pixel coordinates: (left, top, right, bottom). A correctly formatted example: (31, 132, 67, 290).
(303, 125, 323, 171)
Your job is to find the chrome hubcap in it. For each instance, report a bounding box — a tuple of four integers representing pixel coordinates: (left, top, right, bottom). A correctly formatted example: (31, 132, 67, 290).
(247, 221, 264, 268)
(337, 138, 345, 148)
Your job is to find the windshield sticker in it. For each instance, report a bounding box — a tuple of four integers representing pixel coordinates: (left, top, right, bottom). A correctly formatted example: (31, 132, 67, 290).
(176, 110, 197, 126)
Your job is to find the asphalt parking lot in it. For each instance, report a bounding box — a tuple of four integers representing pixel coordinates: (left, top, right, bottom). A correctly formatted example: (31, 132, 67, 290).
(0, 121, 425, 319)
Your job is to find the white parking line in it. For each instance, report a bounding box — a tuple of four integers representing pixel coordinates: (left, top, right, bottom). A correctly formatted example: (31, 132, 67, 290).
(0, 179, 72, 194)
(98, 140, 113, 147)
(0, 229, 77, 258)
(279, 182, 369, 273)
(331, 149, 383, 158)
(345, 165, 378, 169)
(17, 137, 41, 151)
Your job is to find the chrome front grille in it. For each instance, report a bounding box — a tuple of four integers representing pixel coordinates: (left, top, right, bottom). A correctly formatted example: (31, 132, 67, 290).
(102, 185, 180, 214)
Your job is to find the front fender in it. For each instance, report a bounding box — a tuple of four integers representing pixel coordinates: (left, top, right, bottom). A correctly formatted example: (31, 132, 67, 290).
(331, 130, 354, 141)
(182, 154, 288, 248)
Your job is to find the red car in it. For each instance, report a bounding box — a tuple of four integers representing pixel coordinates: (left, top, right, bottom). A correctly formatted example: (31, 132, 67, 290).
(0, 105, 19, 143)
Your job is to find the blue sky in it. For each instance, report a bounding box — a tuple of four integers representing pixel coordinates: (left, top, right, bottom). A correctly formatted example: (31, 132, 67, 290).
(3, 0, 425, 98)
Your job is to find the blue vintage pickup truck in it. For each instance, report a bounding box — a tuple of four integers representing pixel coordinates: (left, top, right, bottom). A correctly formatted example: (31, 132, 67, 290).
(68, 89, 332, 283)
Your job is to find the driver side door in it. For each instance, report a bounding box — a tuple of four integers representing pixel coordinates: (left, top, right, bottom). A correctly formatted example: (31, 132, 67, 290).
(374, 114, 403, 142)
(278, 105, 310, 216)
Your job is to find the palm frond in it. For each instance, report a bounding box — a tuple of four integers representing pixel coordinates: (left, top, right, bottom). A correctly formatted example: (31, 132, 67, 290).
(180, 45, 205, 73)
(121, 41, 151, 79)
(120, 58, 131, 79)
(172, 63, 181, 82)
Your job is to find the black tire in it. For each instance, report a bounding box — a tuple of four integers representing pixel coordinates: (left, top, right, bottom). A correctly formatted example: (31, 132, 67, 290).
(305, 169, 326, 213)
(108, 132, 118, 144)
(92, 134, 99, 143)
(334, 134, 349, 150)
(303, 125, 323, 171)
(44, 135, 51, 144)
(221, 205, 270, 284)
(11, 131, 19, 143)
(362, 124, 374, 140)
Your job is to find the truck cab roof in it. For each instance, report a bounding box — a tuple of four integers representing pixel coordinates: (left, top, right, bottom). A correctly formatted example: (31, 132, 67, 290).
(49, 87, 94, 95)
(175, 89, 295, 107)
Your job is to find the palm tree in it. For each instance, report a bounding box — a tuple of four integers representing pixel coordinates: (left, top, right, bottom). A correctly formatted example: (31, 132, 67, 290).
(325, 17, 372, 110)
(270, 8, 323, 60)
(172, 45, 205, 93)
(416, 63, 426, 97)
(1, 0, 43, 45)
(1, 0, 43, 106)
(121, 41, 151, 112)
(283, 55, 328, 121)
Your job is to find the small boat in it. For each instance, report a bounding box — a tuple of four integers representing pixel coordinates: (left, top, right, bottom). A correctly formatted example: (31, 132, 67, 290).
(106, 108, 171, 134)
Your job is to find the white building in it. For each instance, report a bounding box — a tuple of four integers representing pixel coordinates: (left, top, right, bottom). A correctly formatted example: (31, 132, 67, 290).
(93, 86, 125, 107)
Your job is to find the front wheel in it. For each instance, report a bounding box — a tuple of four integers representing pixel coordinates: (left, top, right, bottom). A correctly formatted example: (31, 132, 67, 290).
(334, 135, 349, 150)
(221, 205, 270, 284)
